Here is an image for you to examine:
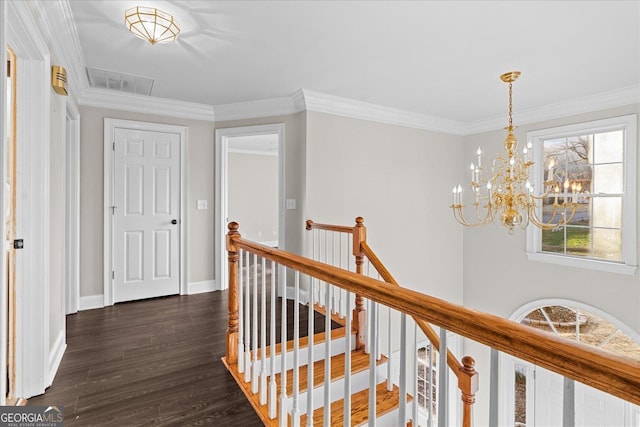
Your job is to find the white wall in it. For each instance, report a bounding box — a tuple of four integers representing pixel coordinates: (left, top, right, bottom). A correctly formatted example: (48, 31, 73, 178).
(228, 152, 278, 243)
(462, 104, 640, 426)
(305, 111, 465, 303)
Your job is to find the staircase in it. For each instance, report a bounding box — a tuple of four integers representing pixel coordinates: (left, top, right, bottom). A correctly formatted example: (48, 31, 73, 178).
(222, 217, 640, 426)
(224, 323, 405, 426)
(222, 217, 476, 427)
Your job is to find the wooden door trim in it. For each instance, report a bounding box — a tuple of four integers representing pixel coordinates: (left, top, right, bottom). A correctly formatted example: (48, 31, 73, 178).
(103, 119, 188, 307)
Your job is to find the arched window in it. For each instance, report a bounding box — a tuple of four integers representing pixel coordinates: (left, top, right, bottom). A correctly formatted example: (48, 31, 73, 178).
(506, 301, 640, 427)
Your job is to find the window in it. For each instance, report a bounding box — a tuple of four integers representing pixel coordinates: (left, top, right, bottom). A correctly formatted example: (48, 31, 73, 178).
(526, 115, 637, 274)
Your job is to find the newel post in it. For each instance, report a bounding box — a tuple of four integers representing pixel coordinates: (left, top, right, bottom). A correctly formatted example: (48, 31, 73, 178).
(352, 216, 367, 350)
(226, 222, 241, 365)
(459, 356, 479, 427)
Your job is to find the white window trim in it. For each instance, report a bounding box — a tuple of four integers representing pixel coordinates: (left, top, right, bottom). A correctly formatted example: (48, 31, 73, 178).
(525, 114, 637, 275)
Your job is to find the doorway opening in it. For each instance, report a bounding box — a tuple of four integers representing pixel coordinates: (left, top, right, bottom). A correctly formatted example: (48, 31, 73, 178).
(215, 124, 284, 292)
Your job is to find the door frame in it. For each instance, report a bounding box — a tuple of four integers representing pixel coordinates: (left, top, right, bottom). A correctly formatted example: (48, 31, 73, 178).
(103, 119, 188, 306)
(214, 123, 285, 291)
(65, 100, 80, 314)
(6, 0, 52, 398)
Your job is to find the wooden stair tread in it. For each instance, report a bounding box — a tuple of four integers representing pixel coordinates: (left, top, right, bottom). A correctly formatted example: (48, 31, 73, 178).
(276, 349, 386, 395)
(259, 326, 349, 358)
(300, 381, 412, 426)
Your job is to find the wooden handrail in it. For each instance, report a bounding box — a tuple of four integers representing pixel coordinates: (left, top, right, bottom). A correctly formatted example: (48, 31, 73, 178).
(227, 227, 640, 406)
(362, 240, 477, 427)
(361, 241, 464, 374)
(306, 219, 354, 234)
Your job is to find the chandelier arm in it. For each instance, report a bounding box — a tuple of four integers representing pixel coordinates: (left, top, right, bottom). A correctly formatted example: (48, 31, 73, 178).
(452, 204, 494, 227)
(527, 207, 560, 230)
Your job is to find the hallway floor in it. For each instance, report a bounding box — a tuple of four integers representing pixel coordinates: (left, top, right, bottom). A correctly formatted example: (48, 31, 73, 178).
(28, 291, 263, 426)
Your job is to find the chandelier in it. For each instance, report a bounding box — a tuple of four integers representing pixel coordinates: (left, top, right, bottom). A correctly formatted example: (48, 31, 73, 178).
(450, 71, 580, 234)
(125, 6, 180, 45)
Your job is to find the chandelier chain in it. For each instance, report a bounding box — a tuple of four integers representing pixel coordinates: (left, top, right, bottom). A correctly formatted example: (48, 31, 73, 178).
(508, 81, 513, 128)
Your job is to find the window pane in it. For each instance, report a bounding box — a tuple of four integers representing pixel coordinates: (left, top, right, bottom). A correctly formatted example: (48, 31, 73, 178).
(593, 228, 622, 261)
(544, 138, 566, 182)
(592, 163, 623, 194)
(565, 226, 591, 257)
(542, 228, 566, 254)
(594, 130, 623, 163)
(566, 135, 591, 166)
(592, 197, 622, 228)
(567, 165, 592, 194)
(567, 201, 590, 226)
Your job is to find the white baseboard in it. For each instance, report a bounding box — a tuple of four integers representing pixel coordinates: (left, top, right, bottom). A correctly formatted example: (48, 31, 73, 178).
(79, 294, 105, 311)
(47, 330, 66, 386)
(188, 280, 218, 294)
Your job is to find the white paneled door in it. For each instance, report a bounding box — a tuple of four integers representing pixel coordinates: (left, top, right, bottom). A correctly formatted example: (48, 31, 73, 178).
(113, 128, 181, 303)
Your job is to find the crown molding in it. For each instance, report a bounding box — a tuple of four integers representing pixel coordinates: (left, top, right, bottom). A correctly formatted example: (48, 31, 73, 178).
(464, 84, 640, 135)
(301, 89, 466, 135)
(79, 88, 215, 122)
(29, 0, 89, 102)
(214, 96, 303, 123)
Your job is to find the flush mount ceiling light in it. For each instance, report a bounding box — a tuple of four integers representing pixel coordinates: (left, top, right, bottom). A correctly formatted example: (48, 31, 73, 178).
(124, 6, 180, 45)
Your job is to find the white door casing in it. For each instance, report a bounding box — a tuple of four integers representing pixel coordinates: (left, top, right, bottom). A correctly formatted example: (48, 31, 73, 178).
(214, 123, 285, 292)
(104, 119, 188, 306)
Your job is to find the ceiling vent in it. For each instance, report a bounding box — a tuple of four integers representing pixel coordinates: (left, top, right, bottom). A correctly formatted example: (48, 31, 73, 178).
(86, 66, 154, 96)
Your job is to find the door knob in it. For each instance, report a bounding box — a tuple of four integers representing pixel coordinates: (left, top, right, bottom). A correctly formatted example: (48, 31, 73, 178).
(171, 219, 178, 225)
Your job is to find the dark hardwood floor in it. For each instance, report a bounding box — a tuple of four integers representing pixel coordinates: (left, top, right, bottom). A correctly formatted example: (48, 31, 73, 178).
(28, 290, 332, 426)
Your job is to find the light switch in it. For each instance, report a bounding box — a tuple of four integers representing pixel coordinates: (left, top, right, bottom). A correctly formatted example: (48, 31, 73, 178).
(286, 199, 296, 210)
(197, 200, 208, 210)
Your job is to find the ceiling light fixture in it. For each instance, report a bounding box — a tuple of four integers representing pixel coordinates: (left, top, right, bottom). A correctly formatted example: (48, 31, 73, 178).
(124, 6, 180, 45)
(450, 71, 583, 234)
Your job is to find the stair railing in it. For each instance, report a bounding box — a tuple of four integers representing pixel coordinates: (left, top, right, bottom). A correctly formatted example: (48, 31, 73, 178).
(307, 217, 477, 426)
(225, 221, 640, 427)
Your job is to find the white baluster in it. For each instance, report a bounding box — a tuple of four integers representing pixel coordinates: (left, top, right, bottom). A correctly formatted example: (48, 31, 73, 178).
(344, 291, 352, 426)
(413, 322, 418, 426)
(269, 260, 277, 419)
(323, 282, 332, 427)
(260, 257, 268, 405)
(279, 265, 288, 426)
(429, 341, 434, 427)
(437, 328, 449, 427)
(399, 313, 407, 425)
(252, 254, 259, 394)
(376, 290, 381, 361)
(369, 300, 377, 426)
(244, 251, 251, 383)
(238, 249, 244, 374)
(387, 307, 392, 391)
(306, 276, 315, 427)
(291, 271, 301, 426)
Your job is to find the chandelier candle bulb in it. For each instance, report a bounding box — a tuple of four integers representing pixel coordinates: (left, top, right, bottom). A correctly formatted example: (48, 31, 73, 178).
(477, 147, 482, 168)
(470, 162, 476, 182)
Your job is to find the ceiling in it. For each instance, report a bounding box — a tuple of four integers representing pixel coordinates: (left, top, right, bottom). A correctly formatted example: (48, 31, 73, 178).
(69, 0, 640, 125)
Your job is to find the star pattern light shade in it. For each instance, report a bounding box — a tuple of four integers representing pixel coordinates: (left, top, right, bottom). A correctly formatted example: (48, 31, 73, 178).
(125, 6, 180, 45)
